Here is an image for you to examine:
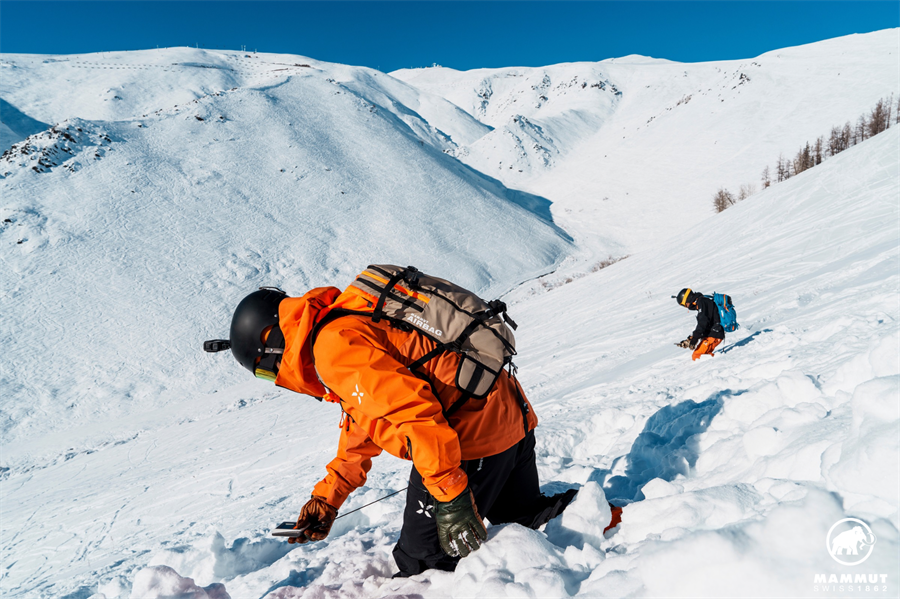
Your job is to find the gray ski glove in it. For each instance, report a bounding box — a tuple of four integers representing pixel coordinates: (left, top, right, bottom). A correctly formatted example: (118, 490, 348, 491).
(433, 488, 487, 558)
(676, 336, 693, 349)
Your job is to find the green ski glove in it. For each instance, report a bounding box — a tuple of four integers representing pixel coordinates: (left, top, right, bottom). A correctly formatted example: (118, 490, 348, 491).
(433, 488, 488, 558)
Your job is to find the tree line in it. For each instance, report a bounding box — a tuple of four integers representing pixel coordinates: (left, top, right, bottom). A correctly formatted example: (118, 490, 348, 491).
(714, 95, 898, 213)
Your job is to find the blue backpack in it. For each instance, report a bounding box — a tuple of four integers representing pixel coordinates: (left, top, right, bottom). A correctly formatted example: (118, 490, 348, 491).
(707, 293, 739, 333)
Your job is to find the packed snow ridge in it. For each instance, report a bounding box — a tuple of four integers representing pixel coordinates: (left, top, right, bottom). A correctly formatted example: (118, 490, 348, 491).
(1, 29, 898, 599)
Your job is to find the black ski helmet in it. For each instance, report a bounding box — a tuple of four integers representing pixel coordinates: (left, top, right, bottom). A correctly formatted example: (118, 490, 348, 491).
(204, 287, 288, 378)
(229, 287, 287, 373)
(675, 288, 695, 307)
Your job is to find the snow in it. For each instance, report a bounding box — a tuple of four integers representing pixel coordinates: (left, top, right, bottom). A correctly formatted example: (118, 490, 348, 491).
(2, 31, 899, 599)
(129, 566, 231, 599)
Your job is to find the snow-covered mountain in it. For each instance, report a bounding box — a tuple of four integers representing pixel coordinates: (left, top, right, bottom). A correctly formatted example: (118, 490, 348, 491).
(1, 49, 572, 446)
(394, 30, 900, 259)
(1, 30, 898, 599)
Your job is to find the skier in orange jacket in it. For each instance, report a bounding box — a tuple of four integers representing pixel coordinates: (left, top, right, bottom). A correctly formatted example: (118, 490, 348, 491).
(207, 281, 578, 576)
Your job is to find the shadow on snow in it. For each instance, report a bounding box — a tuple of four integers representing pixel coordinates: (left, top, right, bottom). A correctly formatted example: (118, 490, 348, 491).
(718, 329, 771, 354)
(600, 394, 728, 504)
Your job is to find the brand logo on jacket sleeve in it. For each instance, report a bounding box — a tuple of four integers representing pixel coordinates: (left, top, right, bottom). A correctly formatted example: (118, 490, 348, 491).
(352, 384, 365, 404)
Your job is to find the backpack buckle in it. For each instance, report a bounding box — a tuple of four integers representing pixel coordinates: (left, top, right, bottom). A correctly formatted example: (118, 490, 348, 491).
(403, 266, 420, 287)
(488, 300, 517, 330)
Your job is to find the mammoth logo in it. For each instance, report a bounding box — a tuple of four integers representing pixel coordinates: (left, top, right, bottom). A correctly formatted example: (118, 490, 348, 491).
(827, 518, 877, 566)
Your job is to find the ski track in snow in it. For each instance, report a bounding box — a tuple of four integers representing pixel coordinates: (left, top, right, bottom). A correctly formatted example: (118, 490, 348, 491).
(1, 33, 899, 598)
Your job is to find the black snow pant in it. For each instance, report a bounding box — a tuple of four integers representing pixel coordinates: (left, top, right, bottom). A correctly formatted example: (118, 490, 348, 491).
(392, 429, 550, 577)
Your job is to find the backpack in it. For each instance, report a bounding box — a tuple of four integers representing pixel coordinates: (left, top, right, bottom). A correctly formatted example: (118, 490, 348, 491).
(708, 292, 739, 333)
(316, 265, 518, 399)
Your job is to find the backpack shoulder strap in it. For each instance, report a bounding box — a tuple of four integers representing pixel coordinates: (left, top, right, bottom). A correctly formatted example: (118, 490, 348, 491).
(371, 269, 407, 323)
(310, 308, 370, 352)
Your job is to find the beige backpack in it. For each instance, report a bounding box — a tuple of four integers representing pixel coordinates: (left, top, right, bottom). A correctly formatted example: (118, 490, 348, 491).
(323, 265, 518, 399)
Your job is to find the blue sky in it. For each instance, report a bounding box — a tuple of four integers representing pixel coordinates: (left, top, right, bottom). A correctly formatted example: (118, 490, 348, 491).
(1, 1, 897, 71)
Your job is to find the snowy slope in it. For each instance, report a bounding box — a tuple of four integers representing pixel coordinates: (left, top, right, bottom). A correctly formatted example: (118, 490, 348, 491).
(2, 117, 897, 599)
(1, 49, 254, 130)
(392, 60, 624, 176)
(0, 50, 572, 448)
(0, 48, 490, 154)
(394, 30, 900, 261)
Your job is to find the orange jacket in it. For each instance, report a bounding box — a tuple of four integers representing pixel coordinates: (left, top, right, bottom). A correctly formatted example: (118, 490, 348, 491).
(274, 285, 538, 508)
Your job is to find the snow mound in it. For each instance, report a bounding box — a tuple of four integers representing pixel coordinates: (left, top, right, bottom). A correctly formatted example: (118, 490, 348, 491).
(547, 481, 613, 550)
(128, 565, 231, 599)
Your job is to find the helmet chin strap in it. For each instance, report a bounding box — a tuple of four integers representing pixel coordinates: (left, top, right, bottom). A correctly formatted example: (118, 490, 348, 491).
(255, 325, 285, 380)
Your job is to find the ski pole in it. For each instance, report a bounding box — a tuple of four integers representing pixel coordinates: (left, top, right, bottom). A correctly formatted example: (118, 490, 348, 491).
(271, 487, 408, 537)
(335, 486, 408, 520)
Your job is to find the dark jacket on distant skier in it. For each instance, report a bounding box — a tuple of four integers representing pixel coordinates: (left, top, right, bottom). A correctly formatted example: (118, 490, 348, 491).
(691, 295, 725, 341)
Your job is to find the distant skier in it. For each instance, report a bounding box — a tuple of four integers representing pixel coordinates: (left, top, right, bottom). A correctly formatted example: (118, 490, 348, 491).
(204, 266, 584, 577)
(674, 288, 730, 360)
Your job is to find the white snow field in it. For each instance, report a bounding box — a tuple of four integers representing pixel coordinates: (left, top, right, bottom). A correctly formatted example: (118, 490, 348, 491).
(1, 30, 899, 599)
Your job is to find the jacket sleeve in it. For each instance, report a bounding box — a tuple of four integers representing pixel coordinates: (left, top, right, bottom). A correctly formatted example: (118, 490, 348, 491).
(314, 323, 469, 503)
(312, 420, 382, 509)
(692, 299, 713, 341)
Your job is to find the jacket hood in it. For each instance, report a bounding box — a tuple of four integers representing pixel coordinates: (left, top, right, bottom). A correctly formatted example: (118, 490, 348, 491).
(274, 286, 342, 398)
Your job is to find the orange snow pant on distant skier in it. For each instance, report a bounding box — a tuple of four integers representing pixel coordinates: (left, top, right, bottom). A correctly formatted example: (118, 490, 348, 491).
(692, 337, 722, 361)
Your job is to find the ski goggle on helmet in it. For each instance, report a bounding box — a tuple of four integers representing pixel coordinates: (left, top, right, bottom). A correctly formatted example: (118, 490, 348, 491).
(674, 288, 694, 307)
(203, 287, 287, 381)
